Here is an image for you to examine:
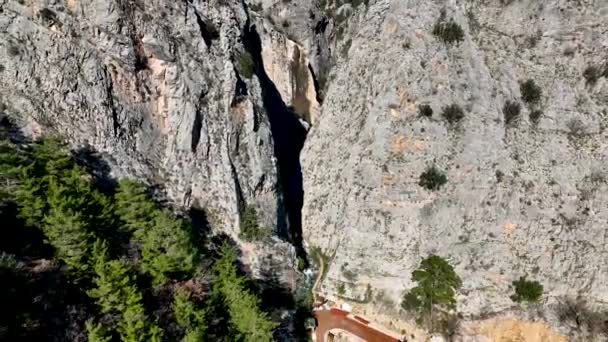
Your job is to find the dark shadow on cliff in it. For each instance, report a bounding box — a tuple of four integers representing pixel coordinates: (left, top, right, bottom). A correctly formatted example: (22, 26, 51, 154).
(188, 205, 212, 250)
(254, 260, 313, 341)
(72, 145, 116, 192)
(241, 23, 309, 266)
(0, 113, 27, 144)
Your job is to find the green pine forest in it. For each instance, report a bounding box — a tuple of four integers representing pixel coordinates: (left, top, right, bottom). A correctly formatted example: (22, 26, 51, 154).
(0, 133, 290, 341)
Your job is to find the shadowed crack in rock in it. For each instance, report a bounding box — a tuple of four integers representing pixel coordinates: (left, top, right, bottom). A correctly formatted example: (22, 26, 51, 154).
(241, 22, 308, 264)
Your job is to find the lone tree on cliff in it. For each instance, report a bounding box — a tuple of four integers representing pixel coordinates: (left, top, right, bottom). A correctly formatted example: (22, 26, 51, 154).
(402, 255, 462, 333)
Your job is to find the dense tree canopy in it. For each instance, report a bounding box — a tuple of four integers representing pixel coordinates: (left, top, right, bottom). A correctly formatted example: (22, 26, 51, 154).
(213, 246, 277, 342)
(0, 135, 278, 341)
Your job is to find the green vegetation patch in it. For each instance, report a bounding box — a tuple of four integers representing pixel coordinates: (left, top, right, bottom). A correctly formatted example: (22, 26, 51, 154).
(503, 100, 521, 126)
(212, 246, 277, 341)
(240, 205, 270, 241)
(419, 104, 433, 118)
(402, 255, 461, 331)
(511, 276, 543, 303)
(419, 165, 448, 191)
(237, 51, 255, 79)
(520, 79, 542, 105)
(441, 103, 465, 124)
(0, 134, 278, 341)
(433, 18, 465, 44)
(529, 109, 542, 125)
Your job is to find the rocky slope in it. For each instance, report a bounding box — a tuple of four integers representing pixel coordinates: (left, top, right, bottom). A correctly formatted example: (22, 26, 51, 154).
(2, 0, 608, 339)
(301, 0, 608, 339)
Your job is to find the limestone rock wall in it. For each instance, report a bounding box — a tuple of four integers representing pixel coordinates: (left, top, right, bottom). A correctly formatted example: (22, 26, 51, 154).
(0, 0, 322, 293)
(301, 0, 608, 336)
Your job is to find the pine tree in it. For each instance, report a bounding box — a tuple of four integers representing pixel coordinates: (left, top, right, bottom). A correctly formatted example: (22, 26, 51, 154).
(42, 177, 93, 273)
(213, 246, 276, 342)
(88, 243, 134, 315)
(115, 179, 157, 235)
(141, 210, 197, 284)
(31, 137, 73, 177)
(43, 203, 91, 272)
(115, 179, 198, 284)
(119, 293, 163, 342)
(88, 240, 163, 342)
(174, 289, 207, 341)
(58, 166, 117, 242)
(402, 255, 462, 330)
(0, 141, 27, 196)
(13, 168, 47, 227)
(85, 320, 112, 342)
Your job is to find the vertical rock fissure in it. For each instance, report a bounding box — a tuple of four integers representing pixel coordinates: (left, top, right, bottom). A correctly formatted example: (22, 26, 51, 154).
(242, 22, 308, 262)
(102, 65, 120, 137)
(191, 90, 207, 153)
(192, 7, 213, 47)
(307, 63, 323, 105)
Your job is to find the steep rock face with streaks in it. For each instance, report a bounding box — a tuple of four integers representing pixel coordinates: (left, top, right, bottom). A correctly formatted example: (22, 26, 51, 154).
(2, 0, 608, 339)
(301, 0, 608, 339)
(0, 0, 323, 289)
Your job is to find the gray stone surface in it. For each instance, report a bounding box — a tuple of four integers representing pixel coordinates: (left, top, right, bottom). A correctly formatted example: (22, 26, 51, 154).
(2, 0, 608, 338)
(301, 0, 608, 337)
(0, 0, 319, 292)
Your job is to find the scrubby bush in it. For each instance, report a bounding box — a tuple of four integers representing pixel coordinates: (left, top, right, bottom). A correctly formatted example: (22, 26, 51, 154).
(7, 45, 20, 56)
(495, 169, 504, 183)
(583, 65, 601, 85)
(567, 118, 588, 141)
(520, 79, 542, 105)
(511, 276, 543, 303)
(419, 166, 447, 191)
(433, 19, 465, 44)
(503, 100, 521, 126)
(419, 104, 433, 118)
(206, 21, 220, 40)
(38, 8, 57, 23)
(529, 109, 542, 125)
(336, 283, 345, 296)
(237, 52, 254, 79)
(249, 3, 263, 12)
(441, 104, 465, 124)
(240, 205, 269, 241)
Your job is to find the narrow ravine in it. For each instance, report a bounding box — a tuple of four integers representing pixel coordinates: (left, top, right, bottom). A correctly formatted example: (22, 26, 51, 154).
(241, 21, 310, 263)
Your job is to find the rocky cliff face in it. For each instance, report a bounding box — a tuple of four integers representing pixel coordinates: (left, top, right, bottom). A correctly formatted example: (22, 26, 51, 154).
(301, 0, 608, 338)
(2, 0, 608, 339)
(0, 0, 325, 288)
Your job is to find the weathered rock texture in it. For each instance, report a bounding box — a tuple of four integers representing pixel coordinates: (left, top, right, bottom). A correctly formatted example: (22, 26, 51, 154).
(301, 0, 608, 338)
(0, 0, 324, 292)
(2, 0, 608, 339)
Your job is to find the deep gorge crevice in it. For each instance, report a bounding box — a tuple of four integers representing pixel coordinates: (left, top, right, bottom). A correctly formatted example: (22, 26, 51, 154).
(241, 22, 309, 263)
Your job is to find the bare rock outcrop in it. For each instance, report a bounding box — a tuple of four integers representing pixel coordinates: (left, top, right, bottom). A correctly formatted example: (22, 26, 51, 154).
(301, 0, 608, 338)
